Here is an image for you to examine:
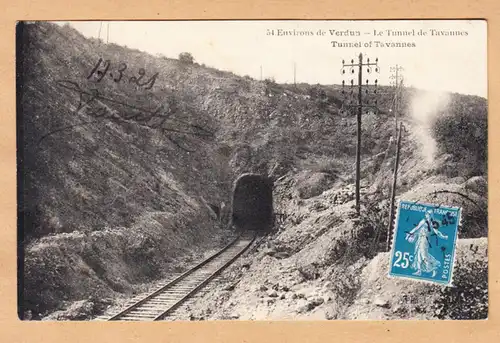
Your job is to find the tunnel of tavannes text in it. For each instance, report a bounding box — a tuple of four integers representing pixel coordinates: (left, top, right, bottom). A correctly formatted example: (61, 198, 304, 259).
(231, 173, 274, 233)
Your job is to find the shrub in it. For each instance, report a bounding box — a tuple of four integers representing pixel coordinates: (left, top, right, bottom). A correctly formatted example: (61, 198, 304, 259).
(329, 265, 361, 307)
(357, 196, 390, 256)
(433, 258, 488, 319)
(264, 77, 276, 85)
(179, 52, 194, 64)
(309, 159, 341, 176)
(433, 95, 487, 177)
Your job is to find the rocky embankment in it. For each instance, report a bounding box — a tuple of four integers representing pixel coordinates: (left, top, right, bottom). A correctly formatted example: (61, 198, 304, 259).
(20, 22, 232, 319)
(160, 129, 488, 320)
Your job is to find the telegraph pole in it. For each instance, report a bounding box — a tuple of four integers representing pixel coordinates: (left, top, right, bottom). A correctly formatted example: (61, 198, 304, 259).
(260, 65, 263, 81)
(390, 65, 404, 137)
(341, 53, 380, 216)
(386, 122, 403, 251)
(293, 62, 297, 86)
(98, 22, 103, 42)
(356, 56, 363, 216)
(106, 22, 110, 43)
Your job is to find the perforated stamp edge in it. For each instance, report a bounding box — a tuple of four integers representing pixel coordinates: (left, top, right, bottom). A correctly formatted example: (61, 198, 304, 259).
(387, 199, 463, 287)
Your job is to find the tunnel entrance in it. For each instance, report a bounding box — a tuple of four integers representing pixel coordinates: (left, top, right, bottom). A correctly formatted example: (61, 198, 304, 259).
(231, 173, 274, 233)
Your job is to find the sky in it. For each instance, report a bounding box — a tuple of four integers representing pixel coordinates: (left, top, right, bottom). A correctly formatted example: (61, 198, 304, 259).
(54, 20, 487, 97)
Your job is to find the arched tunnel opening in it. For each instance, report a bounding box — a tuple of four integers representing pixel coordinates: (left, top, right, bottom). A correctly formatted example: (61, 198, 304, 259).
(231, 173, 274, 233)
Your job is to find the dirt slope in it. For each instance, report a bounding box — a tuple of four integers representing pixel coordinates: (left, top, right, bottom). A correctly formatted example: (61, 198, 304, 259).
(153, 89, 487, 320)
(173, 174, 487, 320)
(20, 22, 232, 318)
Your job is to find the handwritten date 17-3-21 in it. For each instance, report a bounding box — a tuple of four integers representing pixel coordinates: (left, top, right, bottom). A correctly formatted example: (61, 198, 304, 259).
(87, 58, 158, 90)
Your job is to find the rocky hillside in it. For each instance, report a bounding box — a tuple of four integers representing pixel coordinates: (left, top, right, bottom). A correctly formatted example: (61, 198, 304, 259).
(19, 22, 234, 318)
(19, 21, 487, 320)
(177, 176, 487, 320)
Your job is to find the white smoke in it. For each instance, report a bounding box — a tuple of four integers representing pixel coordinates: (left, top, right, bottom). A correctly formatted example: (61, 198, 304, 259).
(409, 90, 451, 164)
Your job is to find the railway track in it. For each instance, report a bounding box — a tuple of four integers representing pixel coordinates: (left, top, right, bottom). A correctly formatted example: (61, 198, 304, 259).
(105, 231, 257, 321)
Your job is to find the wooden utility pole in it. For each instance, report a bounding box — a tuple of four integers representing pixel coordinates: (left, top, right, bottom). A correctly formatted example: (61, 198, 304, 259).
(106, 22, 110, 43)
(98, 22, 103, 42)
(355, 54, 363, 215)
(341, 53, 380, 215)
(293, 62, 297, 86)
(260, 65, 263, 81)
(390, 65, 404, 138)
(386, 122, 403, 251)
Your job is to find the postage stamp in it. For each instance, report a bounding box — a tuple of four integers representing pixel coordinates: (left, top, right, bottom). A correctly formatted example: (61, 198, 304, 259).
(389, 200, 462, 286)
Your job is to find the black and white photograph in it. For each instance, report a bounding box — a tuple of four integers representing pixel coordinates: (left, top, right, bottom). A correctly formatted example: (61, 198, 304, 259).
(17, 20, 487, 321)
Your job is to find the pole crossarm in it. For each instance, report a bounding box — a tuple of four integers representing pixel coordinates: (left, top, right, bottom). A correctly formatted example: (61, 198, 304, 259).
(339, 53, 381, 216)
(342, 104, 379, 109)
(343, 62, 379, 67)
(389, 64, 405, 137)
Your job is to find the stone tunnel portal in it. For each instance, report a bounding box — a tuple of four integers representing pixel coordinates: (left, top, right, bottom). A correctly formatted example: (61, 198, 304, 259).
(231, 173, 274, 233)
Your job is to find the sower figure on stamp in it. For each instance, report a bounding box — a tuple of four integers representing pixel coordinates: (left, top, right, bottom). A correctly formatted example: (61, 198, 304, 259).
(405, 209, 448, 277)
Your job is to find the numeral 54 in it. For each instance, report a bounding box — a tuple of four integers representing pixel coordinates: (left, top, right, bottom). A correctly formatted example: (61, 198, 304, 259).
(393, 251, 413, 269)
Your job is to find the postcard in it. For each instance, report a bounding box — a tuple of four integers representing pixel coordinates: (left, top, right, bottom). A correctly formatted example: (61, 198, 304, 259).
(17, 19, 487, 321)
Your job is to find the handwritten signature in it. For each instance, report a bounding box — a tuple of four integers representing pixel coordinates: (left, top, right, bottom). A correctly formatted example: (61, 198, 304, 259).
(87, 58, 158, 90)
(37, 80, 214, 152)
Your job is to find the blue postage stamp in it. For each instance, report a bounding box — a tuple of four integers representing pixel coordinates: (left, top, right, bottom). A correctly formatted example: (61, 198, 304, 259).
(389, 200, 462, 286)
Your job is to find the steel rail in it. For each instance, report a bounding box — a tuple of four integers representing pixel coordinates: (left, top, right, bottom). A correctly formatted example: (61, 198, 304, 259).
(107, 232, 256, 321)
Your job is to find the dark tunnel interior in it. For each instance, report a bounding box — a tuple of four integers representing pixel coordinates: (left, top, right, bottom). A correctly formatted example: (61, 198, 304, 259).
(231, 174, 274, 233)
